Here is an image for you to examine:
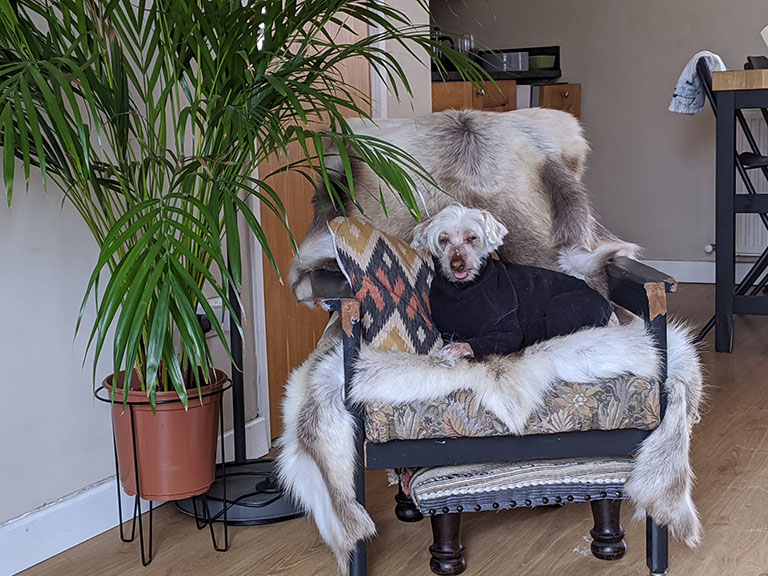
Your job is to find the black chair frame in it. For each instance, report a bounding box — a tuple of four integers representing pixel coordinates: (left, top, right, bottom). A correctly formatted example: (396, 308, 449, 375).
(311, 256, 677, 576)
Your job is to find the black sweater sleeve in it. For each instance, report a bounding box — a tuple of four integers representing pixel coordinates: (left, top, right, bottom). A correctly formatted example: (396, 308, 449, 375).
(466, 329, 523, 359)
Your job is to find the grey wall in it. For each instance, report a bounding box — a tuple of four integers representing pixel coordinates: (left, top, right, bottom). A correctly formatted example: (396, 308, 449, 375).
(431, 0, 768, 261)
(0, 178, 261, 526)
(0, 180, 115, 524)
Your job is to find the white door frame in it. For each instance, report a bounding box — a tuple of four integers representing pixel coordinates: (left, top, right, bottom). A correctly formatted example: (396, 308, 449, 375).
(247, 194, 274, 449)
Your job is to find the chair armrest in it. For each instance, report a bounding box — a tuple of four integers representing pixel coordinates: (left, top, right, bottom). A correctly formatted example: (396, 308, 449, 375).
(607, 257, 675, 418)
(310, 269, 360, 340)
(310, 270, 355, 306)
(607, 257, 677, 322)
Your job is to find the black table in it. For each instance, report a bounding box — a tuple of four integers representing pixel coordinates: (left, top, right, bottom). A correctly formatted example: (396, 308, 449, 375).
(714, 70, 768, 352)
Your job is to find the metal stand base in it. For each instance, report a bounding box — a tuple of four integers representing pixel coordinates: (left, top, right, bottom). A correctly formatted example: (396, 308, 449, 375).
(175, 458, 303, 526)
(98, 383, 231, 566)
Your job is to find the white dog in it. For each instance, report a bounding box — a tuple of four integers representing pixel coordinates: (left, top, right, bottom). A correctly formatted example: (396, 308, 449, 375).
(411, 204, 615, 360)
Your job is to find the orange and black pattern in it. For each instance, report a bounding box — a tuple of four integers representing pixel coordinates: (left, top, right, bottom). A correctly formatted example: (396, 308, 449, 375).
(330, 217, 442, 355)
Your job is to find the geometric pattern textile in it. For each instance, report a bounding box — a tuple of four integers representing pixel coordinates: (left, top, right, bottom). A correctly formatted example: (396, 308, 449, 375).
(330, 216, 442, 354)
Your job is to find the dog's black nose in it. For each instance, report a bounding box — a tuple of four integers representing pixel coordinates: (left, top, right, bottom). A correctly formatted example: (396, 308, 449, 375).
(450, 257, 465, 272)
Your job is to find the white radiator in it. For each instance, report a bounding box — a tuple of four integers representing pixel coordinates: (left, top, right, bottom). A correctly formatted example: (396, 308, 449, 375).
(736, 114, 768, 256)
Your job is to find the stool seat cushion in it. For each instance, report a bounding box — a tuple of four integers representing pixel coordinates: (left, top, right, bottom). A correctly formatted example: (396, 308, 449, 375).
(407, 457, 634, 515)
(365, 375, 659, 443)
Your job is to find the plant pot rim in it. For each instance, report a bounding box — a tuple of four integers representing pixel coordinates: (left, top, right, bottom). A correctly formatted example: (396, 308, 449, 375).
(100, 368, 228, 406)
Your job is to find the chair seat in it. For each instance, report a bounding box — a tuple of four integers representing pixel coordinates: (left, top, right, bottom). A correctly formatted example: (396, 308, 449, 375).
(739, 151, 768, 169)
(365, 374, 660, 443)
(406, 457, 633, 515)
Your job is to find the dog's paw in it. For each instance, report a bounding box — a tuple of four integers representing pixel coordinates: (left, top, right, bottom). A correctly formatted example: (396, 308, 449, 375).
(438, 342, 474, 360)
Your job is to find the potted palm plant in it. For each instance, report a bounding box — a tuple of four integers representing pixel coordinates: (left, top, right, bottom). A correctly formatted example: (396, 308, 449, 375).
(0, 0, 482, 501)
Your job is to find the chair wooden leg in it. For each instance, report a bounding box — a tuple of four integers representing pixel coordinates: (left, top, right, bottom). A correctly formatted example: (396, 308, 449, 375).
(429, 513, 466, 575)
(590, 499, 627, 561)
(394, 483, 424, 522)
(646, 516, 669, 575)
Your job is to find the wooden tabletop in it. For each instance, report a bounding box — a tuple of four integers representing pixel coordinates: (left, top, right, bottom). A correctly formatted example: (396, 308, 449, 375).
(712, 69, 768, 91)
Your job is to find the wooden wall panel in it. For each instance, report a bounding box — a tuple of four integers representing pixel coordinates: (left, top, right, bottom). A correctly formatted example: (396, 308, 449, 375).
(261, 18, 371, 439)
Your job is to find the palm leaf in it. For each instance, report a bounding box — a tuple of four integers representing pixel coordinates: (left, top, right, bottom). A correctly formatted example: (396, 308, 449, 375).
(0, 0, 485, 409)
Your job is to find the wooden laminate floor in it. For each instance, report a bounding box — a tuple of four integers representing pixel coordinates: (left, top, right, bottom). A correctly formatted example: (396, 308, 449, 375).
(20, 284, 768, 576)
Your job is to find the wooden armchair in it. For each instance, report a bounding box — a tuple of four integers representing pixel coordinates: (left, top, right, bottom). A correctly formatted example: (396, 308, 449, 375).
(310, 256, 677, 576)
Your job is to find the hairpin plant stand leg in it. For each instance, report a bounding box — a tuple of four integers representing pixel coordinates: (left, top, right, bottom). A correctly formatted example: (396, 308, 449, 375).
(110, 390, 229, 566)
(189, 393, 229, 552)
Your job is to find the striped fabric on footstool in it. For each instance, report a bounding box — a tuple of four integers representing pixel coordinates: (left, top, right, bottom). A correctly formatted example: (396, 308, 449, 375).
(407, 458, 633, 516)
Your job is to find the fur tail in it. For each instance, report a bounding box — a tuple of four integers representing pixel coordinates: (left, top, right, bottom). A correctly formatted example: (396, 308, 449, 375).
(557, 241, 640, 296)
(276, 323, 376, 575)
(625, 321, 704, 548)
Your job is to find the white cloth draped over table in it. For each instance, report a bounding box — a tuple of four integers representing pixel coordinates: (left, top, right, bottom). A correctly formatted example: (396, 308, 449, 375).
(669, 50, 726, 115)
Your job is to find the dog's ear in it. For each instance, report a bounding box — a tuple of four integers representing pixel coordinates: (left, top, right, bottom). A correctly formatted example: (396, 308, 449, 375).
(481, 210, 509, 251)
(410, 218, 432, 251)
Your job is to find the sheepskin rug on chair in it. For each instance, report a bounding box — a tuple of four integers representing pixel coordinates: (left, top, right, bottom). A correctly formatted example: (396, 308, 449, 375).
(277, 316, 703, 574)
(275, 108, 704, 573)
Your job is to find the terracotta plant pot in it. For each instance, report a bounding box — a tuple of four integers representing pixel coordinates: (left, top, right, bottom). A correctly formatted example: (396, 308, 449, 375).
(104, 369, 227, 502)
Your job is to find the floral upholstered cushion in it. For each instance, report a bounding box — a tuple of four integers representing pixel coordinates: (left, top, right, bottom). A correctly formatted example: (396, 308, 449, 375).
(365, 374, 660, 443)
(330, 216, 442, 354)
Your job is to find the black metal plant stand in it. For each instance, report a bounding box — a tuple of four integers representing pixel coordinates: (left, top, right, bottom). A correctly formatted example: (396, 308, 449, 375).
(95, 382, 232, 566)
(174, 277, 304, 527)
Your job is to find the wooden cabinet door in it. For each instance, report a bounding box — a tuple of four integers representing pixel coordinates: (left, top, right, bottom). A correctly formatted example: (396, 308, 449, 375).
(432, 81, 474, 112)
(260, 20, 371, 439)
(432, 80, 516, 112)
(539, 83, 581, 117)
(473, 80, 516, 112)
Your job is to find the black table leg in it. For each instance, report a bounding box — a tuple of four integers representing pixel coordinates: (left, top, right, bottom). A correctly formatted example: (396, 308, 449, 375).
(715, 89, 736, 353)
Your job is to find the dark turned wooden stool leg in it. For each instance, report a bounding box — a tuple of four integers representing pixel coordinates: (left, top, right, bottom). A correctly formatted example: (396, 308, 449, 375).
(394, 484, 424, 522)
(590, 499, 627, 561)
(429, 513, 466, 575)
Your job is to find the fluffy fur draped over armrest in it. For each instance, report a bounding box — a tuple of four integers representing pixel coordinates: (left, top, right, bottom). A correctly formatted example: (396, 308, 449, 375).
(276, 318, 704, 574)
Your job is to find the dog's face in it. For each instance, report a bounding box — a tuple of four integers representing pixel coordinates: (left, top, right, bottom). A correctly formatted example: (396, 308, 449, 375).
(411, 204, 508, 283)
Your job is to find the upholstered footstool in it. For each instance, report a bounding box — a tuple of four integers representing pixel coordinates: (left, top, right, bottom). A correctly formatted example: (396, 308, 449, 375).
(395, 458, 635, 575)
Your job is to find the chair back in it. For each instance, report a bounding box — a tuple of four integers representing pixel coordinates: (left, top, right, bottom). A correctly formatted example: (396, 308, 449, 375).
(695, 56, 718, 114)
(746, 55, 768, 70)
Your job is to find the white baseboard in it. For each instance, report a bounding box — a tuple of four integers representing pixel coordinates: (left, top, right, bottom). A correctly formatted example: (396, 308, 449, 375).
(0, 477, 155, 576)
(642, 260, 755, 284)
(1, 416, 269, 575)
(218, 415, 270, 462)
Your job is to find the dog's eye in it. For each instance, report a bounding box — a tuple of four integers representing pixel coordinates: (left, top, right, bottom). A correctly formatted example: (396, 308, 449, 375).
(438, 236, 448, 247)
(467, 235, 478, 244)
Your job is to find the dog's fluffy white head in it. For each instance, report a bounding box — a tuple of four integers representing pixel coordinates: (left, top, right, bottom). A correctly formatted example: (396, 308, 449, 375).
(411, 204, 508, 283)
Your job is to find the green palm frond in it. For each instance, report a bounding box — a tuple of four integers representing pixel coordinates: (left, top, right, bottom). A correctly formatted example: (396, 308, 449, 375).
(0, 0, 485, 409)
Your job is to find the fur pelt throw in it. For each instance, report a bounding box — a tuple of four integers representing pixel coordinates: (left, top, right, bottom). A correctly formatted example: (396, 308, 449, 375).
(289, 108, 637, 305)
(277, 317, 704, 573)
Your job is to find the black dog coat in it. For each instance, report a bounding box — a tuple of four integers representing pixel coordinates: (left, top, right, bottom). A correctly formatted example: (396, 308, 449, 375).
(430, 257, 613, 358)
